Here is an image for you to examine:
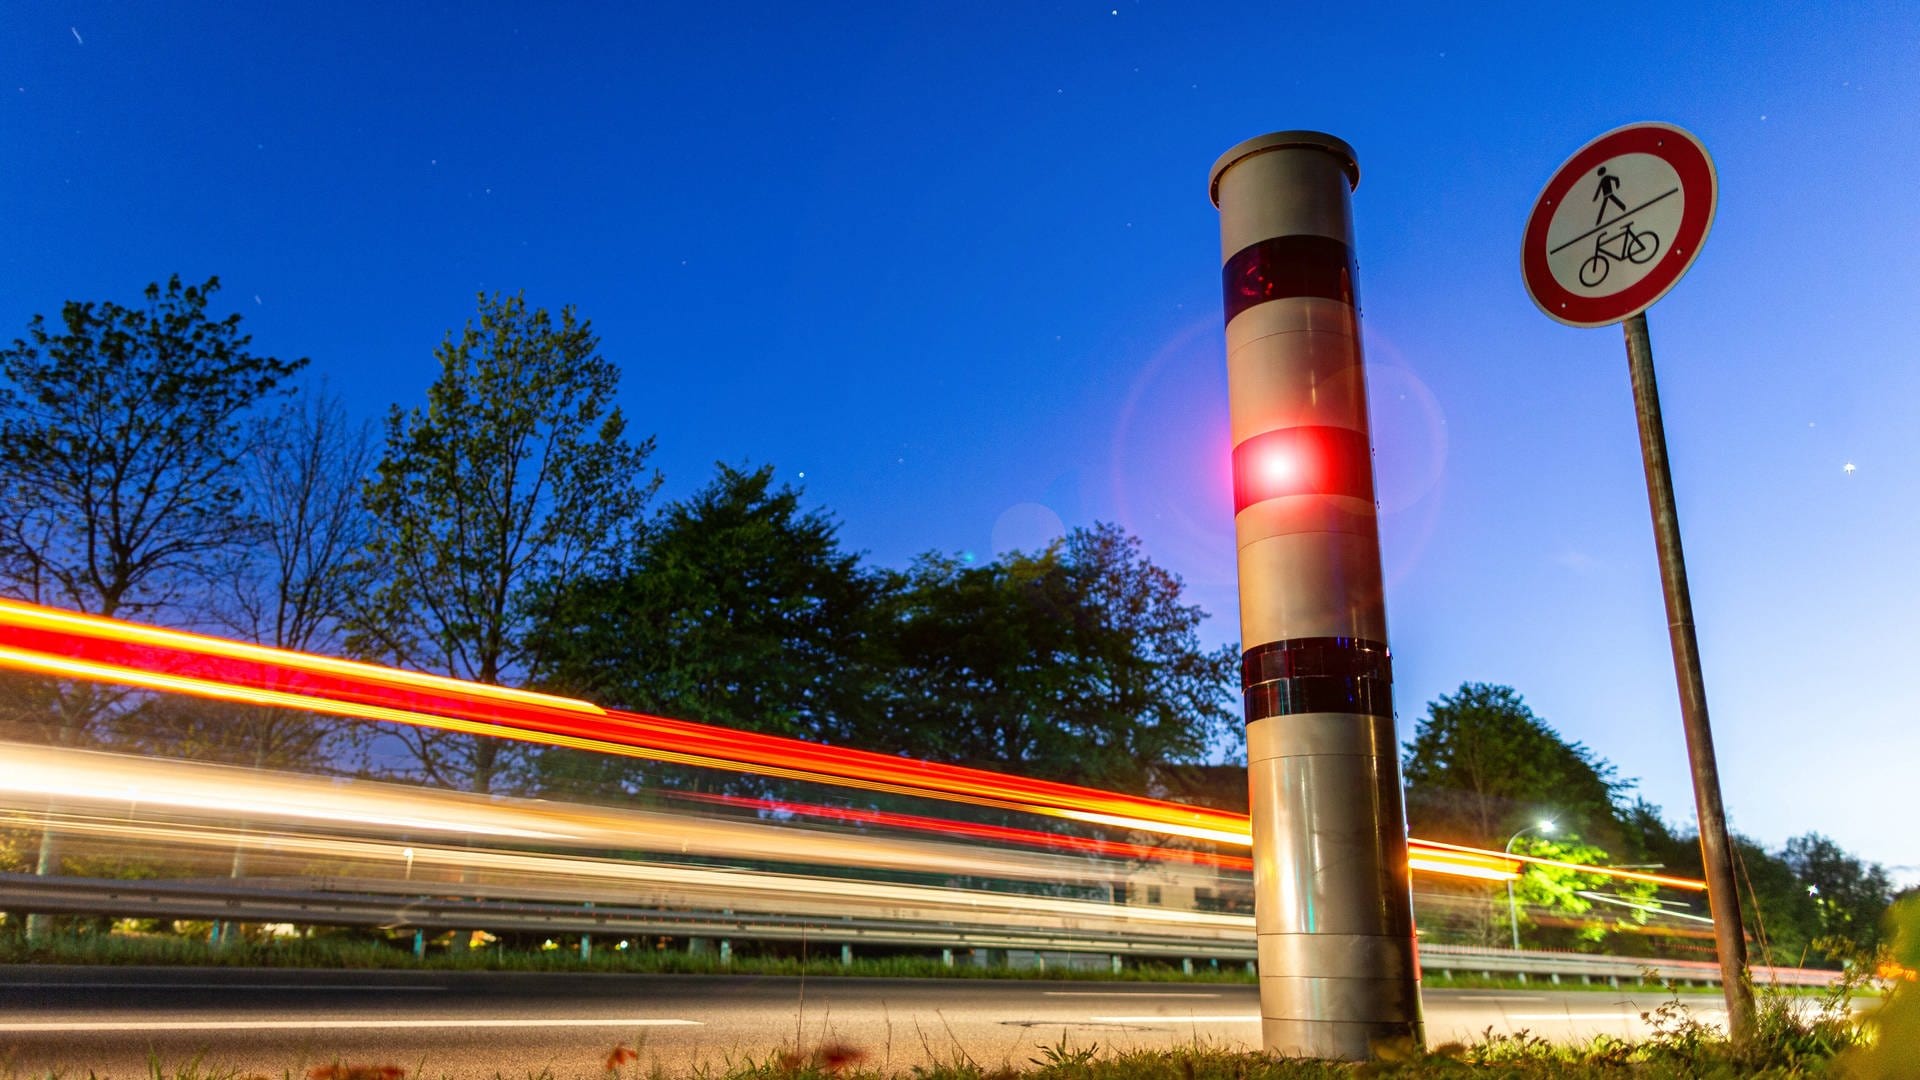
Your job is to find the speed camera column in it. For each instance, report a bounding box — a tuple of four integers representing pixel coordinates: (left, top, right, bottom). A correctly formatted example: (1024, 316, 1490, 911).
(1208, 132, 1423, 1060)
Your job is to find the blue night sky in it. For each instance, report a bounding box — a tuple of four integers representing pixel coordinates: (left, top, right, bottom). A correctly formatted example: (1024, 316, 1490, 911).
(5, 3, 1917, 880)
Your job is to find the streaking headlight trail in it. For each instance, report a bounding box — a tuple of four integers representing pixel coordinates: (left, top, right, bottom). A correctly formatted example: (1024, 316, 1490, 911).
(0, 598, 1698, 892)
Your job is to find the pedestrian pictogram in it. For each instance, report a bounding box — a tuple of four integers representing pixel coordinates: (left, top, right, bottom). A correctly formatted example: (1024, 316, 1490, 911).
(1521, 122, 1715, 327)
(1592, 166, 1626, 223)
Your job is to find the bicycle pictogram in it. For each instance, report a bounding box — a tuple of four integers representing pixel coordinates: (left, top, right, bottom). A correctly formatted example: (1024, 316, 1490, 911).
(1577, 220, 1660, 287)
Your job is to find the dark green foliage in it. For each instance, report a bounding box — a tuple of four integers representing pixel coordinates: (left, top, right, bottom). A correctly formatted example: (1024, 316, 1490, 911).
(1626, 817, 1894, 969)
(531, 509, 1235, 793)
(1785, 832, 1895, 951)
(353, 291, 659, 793)
(870, 524, 1237, 789)
(534, 463, 884, 745)
(1401, 683, 1629, 852)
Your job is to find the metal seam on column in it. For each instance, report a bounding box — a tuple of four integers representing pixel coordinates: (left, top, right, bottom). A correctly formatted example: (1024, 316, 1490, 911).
(1227, 295, 1362, 349)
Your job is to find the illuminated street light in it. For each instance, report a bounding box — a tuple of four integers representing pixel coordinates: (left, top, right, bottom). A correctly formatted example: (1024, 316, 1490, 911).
(1506, 820, 1556, 952)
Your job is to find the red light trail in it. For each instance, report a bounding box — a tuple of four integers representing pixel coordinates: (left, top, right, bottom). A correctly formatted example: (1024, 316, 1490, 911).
(0, 598, 1702, 890)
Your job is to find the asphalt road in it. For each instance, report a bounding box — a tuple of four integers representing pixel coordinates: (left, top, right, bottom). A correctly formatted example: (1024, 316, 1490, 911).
(0, 967, 1729, 1078)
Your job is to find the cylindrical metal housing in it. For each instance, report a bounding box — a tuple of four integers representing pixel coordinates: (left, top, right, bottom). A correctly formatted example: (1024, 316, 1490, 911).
(1209, 131, 1423, 1060)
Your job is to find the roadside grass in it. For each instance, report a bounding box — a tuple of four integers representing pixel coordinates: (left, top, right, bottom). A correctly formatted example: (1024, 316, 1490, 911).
(0, 933, 1257, 983)
(0, 933, 1816, 995)
(0, 1026, 1876, 1080)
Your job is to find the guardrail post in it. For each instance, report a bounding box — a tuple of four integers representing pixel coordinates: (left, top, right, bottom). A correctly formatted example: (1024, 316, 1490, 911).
(719, 939, 731, 965)
(840, 943, 852, 966)
(413, 928, 425, 959)
(942, 948, 954, 968)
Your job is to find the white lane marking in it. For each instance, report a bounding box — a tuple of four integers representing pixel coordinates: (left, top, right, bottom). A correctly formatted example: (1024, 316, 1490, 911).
(1098, 1006, 1259, 1014)
(1042, 992, 1222, 998)
(0, 983, 445, 991)
(1452, 994, 1549, 1002)
(0, 1018, 700, 1032)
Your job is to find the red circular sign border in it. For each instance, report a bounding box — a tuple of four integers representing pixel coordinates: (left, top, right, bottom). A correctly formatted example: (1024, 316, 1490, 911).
(1521, 123, 1716, 328)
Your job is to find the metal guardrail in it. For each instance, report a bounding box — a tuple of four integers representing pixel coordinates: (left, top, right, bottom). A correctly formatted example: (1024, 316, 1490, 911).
(1419, 942, 1844, 989)
(0, 872, 1850, 990)
(0, 873, 1254, 960)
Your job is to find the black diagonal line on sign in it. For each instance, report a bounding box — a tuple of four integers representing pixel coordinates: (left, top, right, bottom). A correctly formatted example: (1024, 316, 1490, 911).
(1548, 188, 1681, 254)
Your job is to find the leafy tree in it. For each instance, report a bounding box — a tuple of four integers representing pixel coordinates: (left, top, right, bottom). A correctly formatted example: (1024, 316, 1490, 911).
(1736, 832, 1826, 967)
(0, 275, 305, 741)
(1506, 833, 1661, 950)
(1059, 524, 1243, 772)
(529, 463, 886, 794)
(1402, 683, 1630, 851)
(1786, 832, 1895, 951)
(875, 523, 1236, 789)
(0, 275, 303, 926)
(1615, 803, 1891, 966)
(352, 292, 658, 795)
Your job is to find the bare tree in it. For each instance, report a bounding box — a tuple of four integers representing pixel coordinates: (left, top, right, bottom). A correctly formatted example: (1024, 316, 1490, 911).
(126, 384, 376, 772)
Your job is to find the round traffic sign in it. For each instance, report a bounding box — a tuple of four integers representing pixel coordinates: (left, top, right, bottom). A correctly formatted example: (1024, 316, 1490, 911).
(1522, 122, 1716, 327)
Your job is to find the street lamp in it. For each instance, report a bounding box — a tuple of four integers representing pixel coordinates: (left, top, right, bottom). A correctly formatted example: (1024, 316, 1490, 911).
(1505, 820, 1555, 951)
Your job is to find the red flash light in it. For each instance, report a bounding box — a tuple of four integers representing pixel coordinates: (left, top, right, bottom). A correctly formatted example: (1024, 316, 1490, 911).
(1231, 425, 1374, 513)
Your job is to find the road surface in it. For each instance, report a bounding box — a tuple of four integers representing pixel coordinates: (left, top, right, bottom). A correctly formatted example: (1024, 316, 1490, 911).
(0, 966, 1730, 1077)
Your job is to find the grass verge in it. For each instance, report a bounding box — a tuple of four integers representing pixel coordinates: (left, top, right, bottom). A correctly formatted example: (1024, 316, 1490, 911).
(0, 934, 1811, 994)
(0, 933, 1257, 983)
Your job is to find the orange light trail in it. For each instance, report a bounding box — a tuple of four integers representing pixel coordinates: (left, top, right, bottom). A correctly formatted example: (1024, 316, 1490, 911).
(1412, 838, 1708, 892)
(673, 790, 1257, 872)
(0, 598, 1695, 891)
